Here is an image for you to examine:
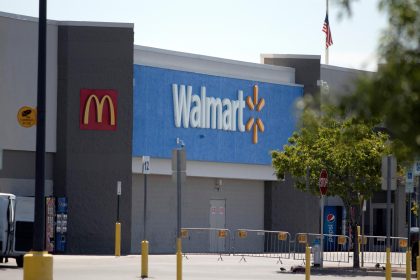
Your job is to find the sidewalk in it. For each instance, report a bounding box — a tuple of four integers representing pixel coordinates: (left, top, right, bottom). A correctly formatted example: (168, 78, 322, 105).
(286, 251, 414, 278)
(0, 254, 415, 280)
(309, 264, 415, 278)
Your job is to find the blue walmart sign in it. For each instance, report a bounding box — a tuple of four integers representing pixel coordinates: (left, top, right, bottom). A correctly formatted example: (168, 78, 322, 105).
(133, 65, 302, 165)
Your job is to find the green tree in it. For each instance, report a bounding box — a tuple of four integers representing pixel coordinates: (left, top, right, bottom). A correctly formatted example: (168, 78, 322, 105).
(271, 107, 389, 268)
(339, 0, 420, 157)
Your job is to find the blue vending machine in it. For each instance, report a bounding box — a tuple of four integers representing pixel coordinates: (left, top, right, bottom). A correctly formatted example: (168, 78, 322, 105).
(55, 197, 68, 253)
(323, 206, 342, 251)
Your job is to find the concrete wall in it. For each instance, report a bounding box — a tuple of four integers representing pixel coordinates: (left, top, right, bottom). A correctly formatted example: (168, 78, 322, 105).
(131, 174, 264, 253)
(265, 176, 319, 237)
(0, 13, 57, 197)
(0, 13, 57, 152)
(395, 186, 406, 237)
(133, 158, 278, 181)
(321, 64, 373, 103)
(0, 150, 53, 180)
(0, 150, 54, 196)
(135, 46, 296, 85)
(261, 54, 320, 97)
(54, 24, 134, 254)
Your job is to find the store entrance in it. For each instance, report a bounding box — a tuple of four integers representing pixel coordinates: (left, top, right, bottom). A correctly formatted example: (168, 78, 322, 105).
(370, 204, 394, 236)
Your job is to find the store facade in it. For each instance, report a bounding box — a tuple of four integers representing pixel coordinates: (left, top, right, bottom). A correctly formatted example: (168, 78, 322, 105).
(130, 46, 303, 253)
(0, 12, 407, 255)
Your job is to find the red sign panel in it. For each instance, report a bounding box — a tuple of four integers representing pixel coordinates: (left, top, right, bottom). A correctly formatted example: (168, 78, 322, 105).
(80, 89, 118, 130)
(319, 169, 328, 196)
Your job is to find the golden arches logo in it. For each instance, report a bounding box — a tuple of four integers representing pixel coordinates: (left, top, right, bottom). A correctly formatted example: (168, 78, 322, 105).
(245, 85, 265, 144)
(80, 89, 117, 131)
(83, 95, 116, 126)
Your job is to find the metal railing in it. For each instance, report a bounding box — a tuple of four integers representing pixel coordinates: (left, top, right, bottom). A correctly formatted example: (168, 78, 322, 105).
(232, 229, 291, 261)
(293, 233, 350, 263)
(181, 227, 232, 259)
(360, 235, 408, 266)
(180, 227, 408, 267)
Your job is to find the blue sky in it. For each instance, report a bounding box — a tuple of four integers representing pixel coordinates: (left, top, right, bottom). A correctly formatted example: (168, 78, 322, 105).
(0, 0, 387, 71)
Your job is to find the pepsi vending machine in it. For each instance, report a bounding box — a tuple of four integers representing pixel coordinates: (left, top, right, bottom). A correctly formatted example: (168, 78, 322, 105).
(55, 197, 68, 253)
(323, 206, 342, 251)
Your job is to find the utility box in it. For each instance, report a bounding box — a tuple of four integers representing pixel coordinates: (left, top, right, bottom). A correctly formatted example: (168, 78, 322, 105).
(313, 238, 321, 267)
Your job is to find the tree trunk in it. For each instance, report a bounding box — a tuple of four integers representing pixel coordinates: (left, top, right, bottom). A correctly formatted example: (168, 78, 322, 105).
(352, 220, 360, 268)
(350, 205, 360, 268)
(345, 202, 360, 269)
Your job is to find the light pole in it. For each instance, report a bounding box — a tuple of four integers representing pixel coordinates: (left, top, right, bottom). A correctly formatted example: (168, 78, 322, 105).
(33, 0, 47, 256)
(385, 155, 393, 280)
(115, 181, 121, 256)
(141, 156, 150, 278)
(173, 138, 186, 280)
(23, 0, 53, 279)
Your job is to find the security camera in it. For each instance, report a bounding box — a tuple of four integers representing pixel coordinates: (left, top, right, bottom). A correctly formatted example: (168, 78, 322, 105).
(176, 137, 185, 148)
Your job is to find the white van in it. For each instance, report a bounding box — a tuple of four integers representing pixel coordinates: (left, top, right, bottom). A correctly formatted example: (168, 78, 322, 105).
(0, 193, 34, 267)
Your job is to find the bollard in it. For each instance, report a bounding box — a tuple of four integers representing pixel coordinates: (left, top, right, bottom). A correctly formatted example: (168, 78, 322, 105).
(177, 238, 182, 280)
(407, 249, 411, 280)
(115, 222, 121, 257)
(305, 244, 310, 280)
(23, 251, 53, 280)
(357, 226, 361, 256)
(141, 240, 149, 278)
(386, 247, 391, 280)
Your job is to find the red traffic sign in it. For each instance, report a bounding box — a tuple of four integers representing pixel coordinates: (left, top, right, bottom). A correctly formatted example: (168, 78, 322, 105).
(319, 169, 328, 196)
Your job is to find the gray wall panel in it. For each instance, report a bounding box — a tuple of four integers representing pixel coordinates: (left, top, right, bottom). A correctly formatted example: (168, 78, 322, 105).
(263, 57, 320, 96)
(55, 25, 133, 254)
(0, 15, 57, 152)
(265, 177, 319, 238)
(131, 175, 264, 254)
(0, 150, 54, 197)
(321, 66, 372, 103)
(0, 150, 53, 180)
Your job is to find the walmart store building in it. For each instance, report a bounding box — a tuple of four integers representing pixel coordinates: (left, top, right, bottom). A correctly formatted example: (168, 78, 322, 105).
(0, 12, 406, 254)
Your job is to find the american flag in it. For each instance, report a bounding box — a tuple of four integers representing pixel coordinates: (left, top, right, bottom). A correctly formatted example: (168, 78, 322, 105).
(322, 13, 333, 48)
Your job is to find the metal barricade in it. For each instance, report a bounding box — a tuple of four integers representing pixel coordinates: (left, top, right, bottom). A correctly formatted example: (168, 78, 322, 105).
(181, 228, 231, 259)
(361, 235, 407, 266)
(293, 233, 350, 263)
(233, 229, 291, 261)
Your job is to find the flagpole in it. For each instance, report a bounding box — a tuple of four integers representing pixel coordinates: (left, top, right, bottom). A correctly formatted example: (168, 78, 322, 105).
(325, 0, 329, 65)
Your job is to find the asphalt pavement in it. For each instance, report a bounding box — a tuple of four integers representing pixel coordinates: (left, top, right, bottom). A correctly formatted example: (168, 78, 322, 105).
(0, 254, 415, 280)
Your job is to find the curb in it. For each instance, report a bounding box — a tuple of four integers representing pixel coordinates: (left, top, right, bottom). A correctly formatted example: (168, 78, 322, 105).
(290, 266, 416, 278)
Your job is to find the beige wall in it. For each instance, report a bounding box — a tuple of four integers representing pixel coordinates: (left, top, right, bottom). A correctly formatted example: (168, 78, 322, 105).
(0, 14, 57, 152)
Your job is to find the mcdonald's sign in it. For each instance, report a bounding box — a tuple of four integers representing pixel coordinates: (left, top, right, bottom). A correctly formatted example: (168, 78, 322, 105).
(80, 89, 118, 130)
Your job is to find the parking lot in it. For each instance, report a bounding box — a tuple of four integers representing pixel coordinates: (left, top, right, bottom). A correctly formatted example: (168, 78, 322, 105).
(0, 254, 414, 280)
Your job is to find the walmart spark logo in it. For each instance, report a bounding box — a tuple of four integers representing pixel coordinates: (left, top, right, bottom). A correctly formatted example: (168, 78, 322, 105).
(245, 85, 265, 144)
